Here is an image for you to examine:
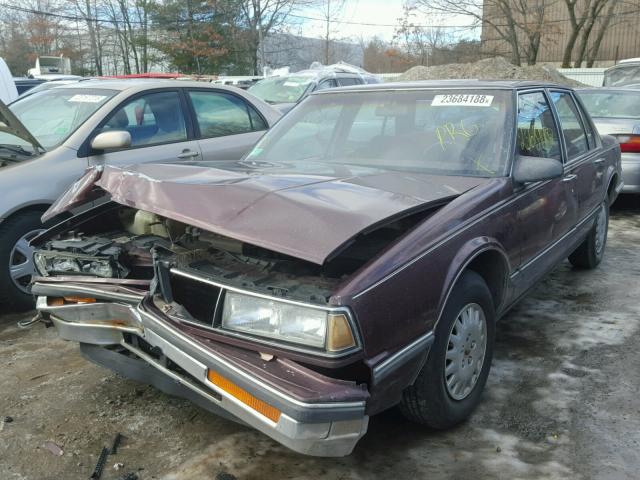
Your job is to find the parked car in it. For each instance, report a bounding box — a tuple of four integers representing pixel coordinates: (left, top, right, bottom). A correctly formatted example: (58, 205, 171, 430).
(13, 78, 46, 96)
(577, 87, 640, 193)
(16, 77, 87, 100)
(32, 81, 621, 457)
(0, 79, 281, 310)
(603, 58, 640, 87)
(248, 63, 381, 113)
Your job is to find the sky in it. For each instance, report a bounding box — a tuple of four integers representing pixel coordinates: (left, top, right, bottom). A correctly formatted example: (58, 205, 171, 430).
(293, 0, 479, 42)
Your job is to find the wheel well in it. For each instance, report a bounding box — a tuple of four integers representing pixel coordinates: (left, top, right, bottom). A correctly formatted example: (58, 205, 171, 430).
(465, 249, 509, 310)
(606, 173, 618, 205)
(4, 204, 50, 222)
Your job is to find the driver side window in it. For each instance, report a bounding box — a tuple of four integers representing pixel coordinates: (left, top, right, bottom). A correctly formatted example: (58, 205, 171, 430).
(99, 91, 187, 148)
(517, 92, 561, 160)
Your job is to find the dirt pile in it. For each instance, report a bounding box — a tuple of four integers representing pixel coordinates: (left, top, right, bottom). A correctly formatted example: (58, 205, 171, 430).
(395, 57, 582, 86)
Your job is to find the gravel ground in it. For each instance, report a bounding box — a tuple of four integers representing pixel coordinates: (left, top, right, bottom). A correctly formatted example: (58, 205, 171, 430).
(1, 197, 639, 480)
(395, 57, 583, 86)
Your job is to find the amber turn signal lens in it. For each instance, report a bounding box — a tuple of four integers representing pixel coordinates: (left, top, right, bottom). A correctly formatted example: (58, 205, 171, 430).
(207, 370, 281, 423)
(47, 296, 97, 306)
(64, 296, 97, 304)
(327, 313, 356, 352)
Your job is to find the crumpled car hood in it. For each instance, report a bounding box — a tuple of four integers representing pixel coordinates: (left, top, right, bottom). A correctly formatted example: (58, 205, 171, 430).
(44, 162, 489, 265)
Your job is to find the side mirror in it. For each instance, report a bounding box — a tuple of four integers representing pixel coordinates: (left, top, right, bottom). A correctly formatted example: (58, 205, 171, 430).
(90, 131, 131, 151)
(513, 155, 563, 184)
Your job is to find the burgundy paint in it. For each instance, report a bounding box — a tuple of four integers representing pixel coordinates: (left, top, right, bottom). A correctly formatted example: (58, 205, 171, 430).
(43, 162, 487, 265)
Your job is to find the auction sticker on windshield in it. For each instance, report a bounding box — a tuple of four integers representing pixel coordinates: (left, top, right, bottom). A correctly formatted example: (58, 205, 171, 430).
(68, 94, 107, 103)
(432, 94, 494, 107)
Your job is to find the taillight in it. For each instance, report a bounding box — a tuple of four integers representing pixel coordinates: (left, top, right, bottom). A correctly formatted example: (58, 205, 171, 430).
(614, 134, 640, 153)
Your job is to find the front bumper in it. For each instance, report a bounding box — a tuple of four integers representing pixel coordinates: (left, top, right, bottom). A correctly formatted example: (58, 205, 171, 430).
(36, 294, 369, 457)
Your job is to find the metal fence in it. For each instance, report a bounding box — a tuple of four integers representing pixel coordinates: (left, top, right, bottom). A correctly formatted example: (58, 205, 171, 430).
(557, 68, 606, 87)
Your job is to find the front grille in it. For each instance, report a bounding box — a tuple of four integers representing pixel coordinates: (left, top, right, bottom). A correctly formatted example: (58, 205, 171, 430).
(169, 271, 220, 326)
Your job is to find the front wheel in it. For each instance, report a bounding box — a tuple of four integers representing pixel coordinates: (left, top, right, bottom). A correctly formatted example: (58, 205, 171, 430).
(0, 211, 48, 311)
(568, 200, 609, 269)
(400, 270, 495, 429)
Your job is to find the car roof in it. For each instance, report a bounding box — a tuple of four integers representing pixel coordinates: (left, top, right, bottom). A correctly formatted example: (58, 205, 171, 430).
(48, 78, 246, 93)
(312, 79, 572, 94)
(576, 87, 640, 93)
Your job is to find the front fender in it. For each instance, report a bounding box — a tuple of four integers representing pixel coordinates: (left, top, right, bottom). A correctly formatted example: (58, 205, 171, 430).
(435, 238, 511, 328)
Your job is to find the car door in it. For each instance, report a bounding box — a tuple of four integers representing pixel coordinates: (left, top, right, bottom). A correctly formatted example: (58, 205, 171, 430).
(87, 89, 200, 167)
(512, 90, 578, 293)
(549, 90, 606, 221)
(186, 89, 269, 161)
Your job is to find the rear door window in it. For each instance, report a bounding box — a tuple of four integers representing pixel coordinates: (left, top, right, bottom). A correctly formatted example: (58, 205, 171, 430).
(516, 91, 562, 160)
(550, 91, 590, 160)
(337, 77, 362, 87)
(188, 90, 266, 138)
(315, 79, 338, 91)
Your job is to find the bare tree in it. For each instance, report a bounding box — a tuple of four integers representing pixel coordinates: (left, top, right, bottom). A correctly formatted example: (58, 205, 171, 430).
(571, 0, 618, 67)
(395, 4, 452, 67)
(227, 0, 308, 75)
(67, 0, 103, 75)
(312, 0, 346, 65)
(414, 0, 555, 66)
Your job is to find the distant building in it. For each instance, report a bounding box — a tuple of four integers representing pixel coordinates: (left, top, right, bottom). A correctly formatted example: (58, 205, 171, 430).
(481, 0, 640, 66)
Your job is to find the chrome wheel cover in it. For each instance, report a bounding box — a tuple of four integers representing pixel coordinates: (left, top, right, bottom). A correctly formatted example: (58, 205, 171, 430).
(594, 203, 607, 255)
(444, 303, 487, 401)
(9, 229, 45, 294)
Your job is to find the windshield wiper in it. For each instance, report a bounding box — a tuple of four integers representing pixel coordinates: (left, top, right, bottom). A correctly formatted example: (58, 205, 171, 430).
(0, 144, 34, 157)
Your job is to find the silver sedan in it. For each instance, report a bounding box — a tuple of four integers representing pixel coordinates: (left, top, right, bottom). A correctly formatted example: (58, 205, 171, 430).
(577, 88, 640, 193)
(0, 79, 281, 310)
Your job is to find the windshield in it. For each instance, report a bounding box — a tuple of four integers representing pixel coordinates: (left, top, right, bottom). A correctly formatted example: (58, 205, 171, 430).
(248, 76, 314, 104)
(578, 90, 640, 119)
(2, 88, 116, 151)
(244, 89, 513, 177)
(39, 57, 63, 67)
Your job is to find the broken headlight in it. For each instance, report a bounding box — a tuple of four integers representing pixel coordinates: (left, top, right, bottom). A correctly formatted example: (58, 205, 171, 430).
(34, 252, 128, 278)
(220, 291, 357, 353)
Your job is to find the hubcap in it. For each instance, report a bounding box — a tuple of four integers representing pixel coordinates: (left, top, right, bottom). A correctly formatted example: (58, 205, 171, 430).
(444, 303, 487, 401)
(594, 203, 607, 255)
(9, 229, 45, 294)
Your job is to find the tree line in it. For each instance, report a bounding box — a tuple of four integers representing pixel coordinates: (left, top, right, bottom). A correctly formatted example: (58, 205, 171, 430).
(0, 0, 634, 78)
(0, 0, 318, 76)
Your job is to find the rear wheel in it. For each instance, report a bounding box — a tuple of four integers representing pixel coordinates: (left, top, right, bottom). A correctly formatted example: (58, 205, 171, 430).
(0, 211, 48, 311)
(400, 271, 495, 428)
(568, 200, 608, 269)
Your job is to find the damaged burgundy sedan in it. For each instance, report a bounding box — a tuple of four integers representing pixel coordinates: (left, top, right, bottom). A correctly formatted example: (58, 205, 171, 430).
(32, 81, 621, 456)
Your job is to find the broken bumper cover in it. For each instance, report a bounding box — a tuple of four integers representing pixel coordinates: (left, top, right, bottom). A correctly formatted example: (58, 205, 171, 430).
(35, 294, 369, 457)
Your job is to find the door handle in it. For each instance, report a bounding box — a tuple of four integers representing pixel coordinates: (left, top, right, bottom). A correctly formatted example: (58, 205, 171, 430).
(562, 174, 577, 182)
(594, 158, 605, 164)
(177, 149, 199, 159)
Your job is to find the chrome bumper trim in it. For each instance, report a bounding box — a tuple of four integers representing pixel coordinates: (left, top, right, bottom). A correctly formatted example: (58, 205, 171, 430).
(38, 296, 369, 457)
(33, 281, 145, 304)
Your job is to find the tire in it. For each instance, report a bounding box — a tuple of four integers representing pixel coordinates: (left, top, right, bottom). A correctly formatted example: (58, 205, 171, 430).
(568, 200, 608, 270)
(0, 210, 49, 311)
(400, 270, 495, 429)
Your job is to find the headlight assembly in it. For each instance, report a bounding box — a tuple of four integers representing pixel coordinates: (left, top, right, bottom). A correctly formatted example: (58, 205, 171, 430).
(34, 251, 128, 278)
(221, 291, 357, 353)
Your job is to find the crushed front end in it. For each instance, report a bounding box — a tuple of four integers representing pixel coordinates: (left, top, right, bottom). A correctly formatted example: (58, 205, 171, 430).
(32, 203, 371, 457)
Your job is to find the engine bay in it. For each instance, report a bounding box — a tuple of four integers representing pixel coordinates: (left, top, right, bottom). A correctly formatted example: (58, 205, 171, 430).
(35, 204, 430, 304)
